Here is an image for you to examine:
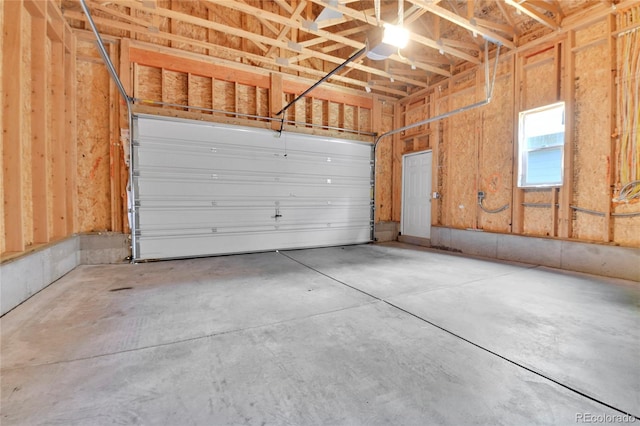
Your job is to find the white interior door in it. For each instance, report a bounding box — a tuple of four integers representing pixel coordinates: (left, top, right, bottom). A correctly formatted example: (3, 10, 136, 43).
(132, 115, 373, 261)
(402, 151, 432, 238)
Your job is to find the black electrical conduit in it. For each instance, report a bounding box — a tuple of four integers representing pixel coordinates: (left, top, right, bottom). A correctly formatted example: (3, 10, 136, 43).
(279, 250, 640, 421)
(274, 45, 369, 133)
(80, 0, 138, 260)
(371, 40, 502, 241)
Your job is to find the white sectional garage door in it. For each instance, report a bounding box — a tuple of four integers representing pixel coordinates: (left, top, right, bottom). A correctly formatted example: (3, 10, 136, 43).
(131, 115, 373, 261)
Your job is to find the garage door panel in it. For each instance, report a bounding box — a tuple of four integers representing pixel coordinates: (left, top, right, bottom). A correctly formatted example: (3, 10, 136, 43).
(136, 180, 370, 200)
(135, 150, 371, 181)
(133, 115, 373, 261)
(137, 226, 371, 260)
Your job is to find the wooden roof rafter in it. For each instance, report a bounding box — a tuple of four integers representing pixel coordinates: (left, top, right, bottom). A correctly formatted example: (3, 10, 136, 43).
(67, 9, 408, 97)
(504, 0, 560, 30)
(307, 0, 479, 63)
(63, 0, 617, 98)
(261, 0, 307, 59)
(200, 0, 438, 89)
(407, 0, 517, 48)
(123, 0, 428, 90)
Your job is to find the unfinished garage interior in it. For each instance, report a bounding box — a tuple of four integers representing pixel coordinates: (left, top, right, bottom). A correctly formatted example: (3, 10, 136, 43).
(1, 0, 639, 423)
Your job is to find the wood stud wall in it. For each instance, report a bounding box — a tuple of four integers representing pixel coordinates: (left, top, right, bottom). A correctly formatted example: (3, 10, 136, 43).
(388, 9, 639, 247)
(2, 1, 77, 259)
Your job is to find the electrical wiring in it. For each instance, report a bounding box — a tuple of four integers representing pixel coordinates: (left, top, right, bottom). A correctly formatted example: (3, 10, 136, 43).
(614, 179, 640, 202)
(617, 21, 640, 198)
(478, 201, 510, 214)
(570, 205, 640, 218)
(477, 192, 509, 214)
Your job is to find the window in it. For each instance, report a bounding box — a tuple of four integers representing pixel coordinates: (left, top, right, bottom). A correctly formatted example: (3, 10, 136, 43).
(518, 102, 565, 187)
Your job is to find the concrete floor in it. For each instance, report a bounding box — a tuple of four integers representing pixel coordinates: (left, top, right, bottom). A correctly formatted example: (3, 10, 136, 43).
(1, 243, 638, 425)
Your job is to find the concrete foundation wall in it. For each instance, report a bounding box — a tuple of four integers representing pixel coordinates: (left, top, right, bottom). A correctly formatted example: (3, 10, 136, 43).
(1, 233, 130, 316)
(1, 238, 80, 316)
(431, 227, 640, 281)
(374, 221, 399, 243)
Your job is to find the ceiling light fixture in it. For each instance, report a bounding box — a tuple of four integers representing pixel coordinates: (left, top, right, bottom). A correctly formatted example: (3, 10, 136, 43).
(366, 24, 410, 60)
(382, 23, 409, 49)
(366, 0, 410, 61)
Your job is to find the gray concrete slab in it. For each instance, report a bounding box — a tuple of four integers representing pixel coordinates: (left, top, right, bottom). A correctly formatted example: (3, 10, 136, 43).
(1, 303, 624, 425)
(387, 266, 640, 417)
(285, 244, 640, 418)
(1, 252, 373, 369)
(284, 244, 533, 299)
(1, 244, 638, 425)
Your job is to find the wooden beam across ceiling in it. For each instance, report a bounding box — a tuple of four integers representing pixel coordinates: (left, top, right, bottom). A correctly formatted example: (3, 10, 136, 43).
(64, 10, 407, 97)
(134, 1, 427, 92)
(504, 0, 560, 30)
(66, 0, 610, 98)
(407, 0, 517, 48)
(307, 0, 479, 64)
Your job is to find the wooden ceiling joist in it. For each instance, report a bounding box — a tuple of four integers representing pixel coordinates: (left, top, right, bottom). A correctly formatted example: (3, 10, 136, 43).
(65, 10, 407, 97)
(407, 0, 517, 48)
(504, 0, 560, 30)
(114, 1, 430, 91)
(306, 0, 478, 65)
(63, 0, 613, 98)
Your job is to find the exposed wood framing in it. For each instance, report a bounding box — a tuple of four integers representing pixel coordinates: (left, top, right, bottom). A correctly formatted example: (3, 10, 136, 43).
(408, 0, 516, 48)
(604, 13, 616, 242)
(31, 4, 49, 243)
(511, 50, 524, 234)
(2, 0, 24, 252)
(504, 0, 560, 30)
(64, 27, 78, 235)
(0, 0, 5, 253)
(559, 31, 575, 238)
(51, 34, 67, 237)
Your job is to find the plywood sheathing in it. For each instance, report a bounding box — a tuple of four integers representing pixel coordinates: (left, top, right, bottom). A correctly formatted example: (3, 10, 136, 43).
(477, 58, 514, 233)
(76, 38, 112, 232)
(134, 65, 162, 105)
(171, 0, 208, 55)
(134, 0, 170, 47)
(187, 74, 213, 112)
(374, 97, 396, 223)
(435, 89, 450, 226)
(162, 69, 188, 109)
(447, 79, 478, 230)
(613, 203, 640, 245)
(572, 21, 610, 241)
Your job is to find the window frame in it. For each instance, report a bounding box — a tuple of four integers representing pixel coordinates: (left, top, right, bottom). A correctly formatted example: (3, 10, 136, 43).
(517, 101, 566, 188)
